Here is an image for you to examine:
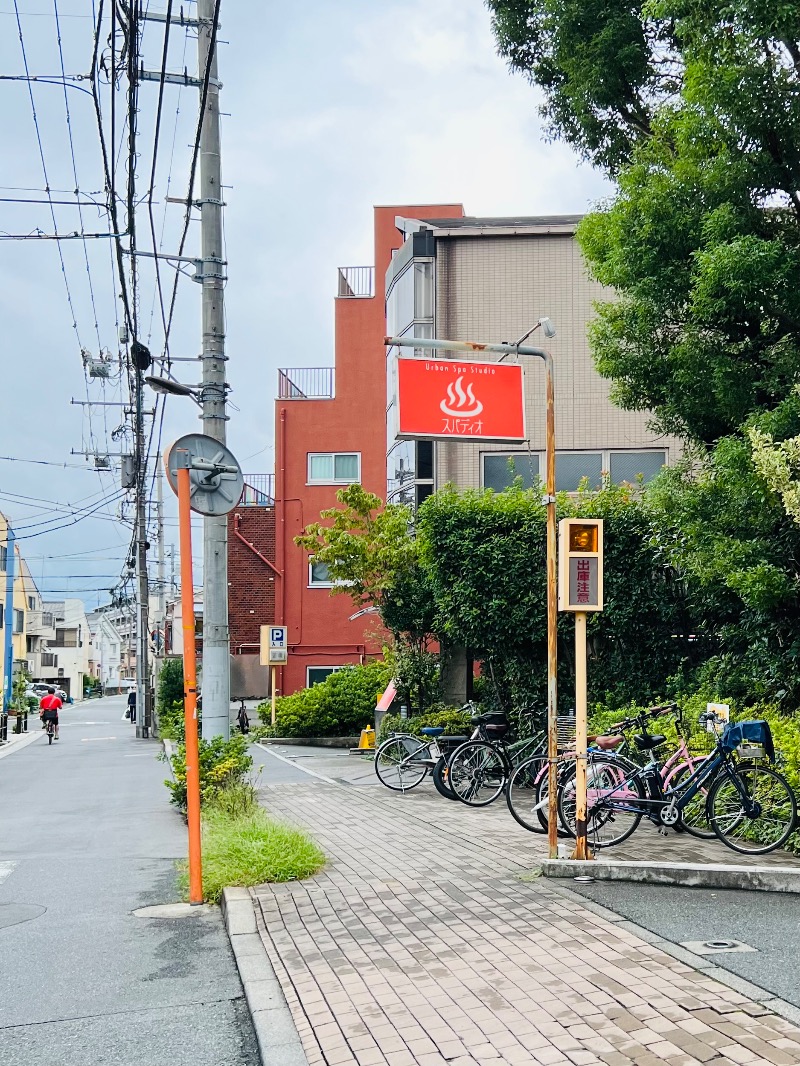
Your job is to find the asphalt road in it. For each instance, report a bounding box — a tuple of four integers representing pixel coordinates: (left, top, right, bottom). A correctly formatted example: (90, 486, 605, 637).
(0, 696, 259, 1066)
(567, 878, 800, 1009)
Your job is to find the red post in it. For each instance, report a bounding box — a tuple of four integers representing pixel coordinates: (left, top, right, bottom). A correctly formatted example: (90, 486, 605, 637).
(177, 461, 203, 904)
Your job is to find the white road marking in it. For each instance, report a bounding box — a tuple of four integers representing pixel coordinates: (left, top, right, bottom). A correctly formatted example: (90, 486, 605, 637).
(0, 861, 17, 886)
(80, 737, 118, 742)
(255, 742, 338, 785)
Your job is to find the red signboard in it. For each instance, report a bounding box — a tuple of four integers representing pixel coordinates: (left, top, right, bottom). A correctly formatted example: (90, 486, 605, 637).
(395, 358, 526, 442)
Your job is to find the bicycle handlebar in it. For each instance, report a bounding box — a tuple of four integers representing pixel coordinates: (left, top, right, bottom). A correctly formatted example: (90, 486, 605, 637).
(608, 702, 678, 733)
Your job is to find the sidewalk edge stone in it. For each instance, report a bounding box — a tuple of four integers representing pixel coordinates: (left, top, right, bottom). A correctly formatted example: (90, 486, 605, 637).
(541, 857, 800, 893)
(540, 876, 800, 1030)
(222, 886, 310, 1066)
(0, 730, 43, 760)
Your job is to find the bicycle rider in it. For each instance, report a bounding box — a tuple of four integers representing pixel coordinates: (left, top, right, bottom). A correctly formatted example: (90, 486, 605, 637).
(39, 686, 62, 741)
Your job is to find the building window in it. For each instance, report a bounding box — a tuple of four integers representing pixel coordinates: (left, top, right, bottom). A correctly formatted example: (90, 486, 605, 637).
(483, 453, 540, 493)
(0, 545, 6, 571)
(54, 628, 78, 648)
(13, 609, 24, 634)
(307, 452, 360, 485)
(309, 561, 334, 587)
(28, 596, 35, 610)
(0, 604, 3, 628)
(609, 450, 666, 485)
(307, 666, 343, 687)
(556, 453, 604, 492)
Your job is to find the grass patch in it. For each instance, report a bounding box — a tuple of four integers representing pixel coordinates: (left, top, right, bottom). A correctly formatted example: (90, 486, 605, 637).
(179, 802, 325, 904)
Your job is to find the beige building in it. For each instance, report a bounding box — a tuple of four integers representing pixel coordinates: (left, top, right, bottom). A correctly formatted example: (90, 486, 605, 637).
(386, 215, 681, 503)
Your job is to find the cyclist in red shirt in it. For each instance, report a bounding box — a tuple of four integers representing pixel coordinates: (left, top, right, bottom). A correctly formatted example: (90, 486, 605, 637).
(39, 687, 62, 741)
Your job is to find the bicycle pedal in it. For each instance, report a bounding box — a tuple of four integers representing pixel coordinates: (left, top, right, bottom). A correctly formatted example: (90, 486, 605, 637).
(657, 825, 669, 836)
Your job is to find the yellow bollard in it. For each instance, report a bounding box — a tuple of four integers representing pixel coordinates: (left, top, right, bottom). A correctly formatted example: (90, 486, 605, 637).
(358, 725, 376, 750)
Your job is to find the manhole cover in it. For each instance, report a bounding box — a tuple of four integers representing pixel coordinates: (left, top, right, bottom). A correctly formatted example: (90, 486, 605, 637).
(680, 939, 756, 955)
(133, 903, 214, 919)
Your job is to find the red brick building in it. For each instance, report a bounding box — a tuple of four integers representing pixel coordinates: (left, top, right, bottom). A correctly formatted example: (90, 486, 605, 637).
(268, 203, 464, 695)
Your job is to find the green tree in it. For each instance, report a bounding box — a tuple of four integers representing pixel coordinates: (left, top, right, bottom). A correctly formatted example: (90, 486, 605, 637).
(489, 0, 800, 701)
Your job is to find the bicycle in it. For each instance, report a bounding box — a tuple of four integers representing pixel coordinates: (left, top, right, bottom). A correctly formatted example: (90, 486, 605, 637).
(558, 711, 797, 855)
(446, 710, 548, 807)
(373, 704, 479, 793)
(45, 718, 56, 745)
(506, 703, 712, 836)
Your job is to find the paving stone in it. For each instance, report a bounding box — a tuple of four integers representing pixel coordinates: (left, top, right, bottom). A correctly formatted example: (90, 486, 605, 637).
(246, 780, 800, 1066)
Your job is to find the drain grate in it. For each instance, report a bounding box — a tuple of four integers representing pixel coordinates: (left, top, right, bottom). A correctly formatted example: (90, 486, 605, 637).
(680, 939, 757, 955)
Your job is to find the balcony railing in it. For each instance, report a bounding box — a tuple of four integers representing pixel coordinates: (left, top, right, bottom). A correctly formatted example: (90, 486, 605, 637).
(241, 474, 275, 506)
(337, 265, 374, 298)
(278, 367, 334, 399)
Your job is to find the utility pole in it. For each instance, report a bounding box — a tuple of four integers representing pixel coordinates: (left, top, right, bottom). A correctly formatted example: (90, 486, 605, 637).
(197, 0, 230, 739)
(135, 372, 150, 739)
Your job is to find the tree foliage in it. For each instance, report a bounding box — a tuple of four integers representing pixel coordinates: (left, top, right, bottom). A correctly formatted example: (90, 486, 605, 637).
(488, 0, 800, 704)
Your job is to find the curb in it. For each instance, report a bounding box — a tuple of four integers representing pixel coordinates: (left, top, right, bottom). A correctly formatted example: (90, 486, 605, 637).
(221, 887, 310, 1066)
(259, 736, 358, 748)
(542, 857, 800, 893)
(539, 877, 800, 1029)
(0, 729, 43, 760)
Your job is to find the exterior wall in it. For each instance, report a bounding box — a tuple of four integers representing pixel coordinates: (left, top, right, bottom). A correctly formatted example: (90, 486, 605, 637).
(0, 514, 45, 696)
(274, 203, 464, 695)
(88, 613, 124, 692)
(227, 505, 277, 653)
(432, 231, 683, 488)
(43, 599, 92, 700)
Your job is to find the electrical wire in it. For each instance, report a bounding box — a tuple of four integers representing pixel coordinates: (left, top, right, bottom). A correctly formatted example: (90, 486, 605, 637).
(12, 0, 82, 346)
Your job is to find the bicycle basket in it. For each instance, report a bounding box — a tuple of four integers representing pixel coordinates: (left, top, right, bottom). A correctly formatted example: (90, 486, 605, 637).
(721, 720, 775, 764)
(556, 716, 576, 753)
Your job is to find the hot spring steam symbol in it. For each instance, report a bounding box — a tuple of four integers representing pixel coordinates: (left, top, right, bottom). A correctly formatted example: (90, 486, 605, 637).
(440, 375, 483, 418)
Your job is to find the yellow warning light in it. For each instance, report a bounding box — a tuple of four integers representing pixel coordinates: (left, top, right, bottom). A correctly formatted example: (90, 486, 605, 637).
(569, 524, 598, 553)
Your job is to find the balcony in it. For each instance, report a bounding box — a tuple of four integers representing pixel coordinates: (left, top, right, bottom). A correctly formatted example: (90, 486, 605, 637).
(337, 266, 374, 298)
(26, 610, 56, 641)
(241, 474, 275, 506)
(278, 368, 334, 400)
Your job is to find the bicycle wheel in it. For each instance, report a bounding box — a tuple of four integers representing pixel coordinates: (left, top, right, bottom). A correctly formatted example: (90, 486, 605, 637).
(448, 741, 508, 806)
(708, 764, 797, 855)
(507, 755, 549, 833)
(558, 753, 645, 848)
(431, 756, 460, 801)
(374, 737, 429, 792)
(668, 762, 715, 839)
(48, 727, 53, 745)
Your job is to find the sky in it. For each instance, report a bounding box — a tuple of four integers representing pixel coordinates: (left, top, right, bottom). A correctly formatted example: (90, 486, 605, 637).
(0, 0, 610, 609)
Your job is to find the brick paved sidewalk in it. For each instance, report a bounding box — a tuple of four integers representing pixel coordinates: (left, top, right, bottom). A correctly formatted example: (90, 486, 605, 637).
(251, 779, 800, 1066)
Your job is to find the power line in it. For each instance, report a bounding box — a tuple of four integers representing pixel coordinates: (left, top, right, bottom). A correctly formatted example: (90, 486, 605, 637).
(12, 0, 82, 346)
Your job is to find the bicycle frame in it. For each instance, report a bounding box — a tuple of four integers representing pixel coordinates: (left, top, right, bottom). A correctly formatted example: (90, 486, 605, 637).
(586, 744, 752, 821)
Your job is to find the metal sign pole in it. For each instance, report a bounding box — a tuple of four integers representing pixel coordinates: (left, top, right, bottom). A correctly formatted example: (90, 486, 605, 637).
(271, 665, 277, 727)
(176, 453, 203, 905)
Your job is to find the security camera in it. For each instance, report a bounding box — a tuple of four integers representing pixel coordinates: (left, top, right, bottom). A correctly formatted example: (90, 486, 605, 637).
(538, 317, 557, 339)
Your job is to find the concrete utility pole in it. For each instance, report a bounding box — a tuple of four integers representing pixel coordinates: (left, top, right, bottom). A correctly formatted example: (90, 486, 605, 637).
(135, 375, 150, 738)
(197, 0, 230, 739)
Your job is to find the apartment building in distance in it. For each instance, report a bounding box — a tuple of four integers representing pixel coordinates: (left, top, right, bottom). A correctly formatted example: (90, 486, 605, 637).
(42, 600, 93, 700)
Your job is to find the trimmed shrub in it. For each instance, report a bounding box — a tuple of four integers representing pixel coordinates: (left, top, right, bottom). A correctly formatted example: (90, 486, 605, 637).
(258, 660, 391, 738)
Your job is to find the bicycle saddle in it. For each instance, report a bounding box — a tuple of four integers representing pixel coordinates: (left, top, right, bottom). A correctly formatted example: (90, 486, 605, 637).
(420, 726, 444, 737)
(470, 712, 509, 726)
(634, 733, 666, 751)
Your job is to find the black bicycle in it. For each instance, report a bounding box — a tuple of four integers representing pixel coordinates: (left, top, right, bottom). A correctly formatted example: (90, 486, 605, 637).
(558, 711, 797, 855)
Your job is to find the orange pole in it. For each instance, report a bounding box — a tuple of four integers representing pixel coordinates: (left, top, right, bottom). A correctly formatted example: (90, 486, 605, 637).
(544, 353, 559, 859)
(177, 462, 203, 904)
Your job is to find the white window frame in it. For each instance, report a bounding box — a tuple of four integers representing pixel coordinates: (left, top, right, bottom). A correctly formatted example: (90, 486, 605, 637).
(307, 452, 361, 485)
(306, 665, 345, 687)
(308, 560, 335, 588)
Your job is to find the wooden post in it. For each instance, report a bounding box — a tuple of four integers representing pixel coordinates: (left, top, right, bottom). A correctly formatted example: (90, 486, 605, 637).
(573, 611, 588, 860)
